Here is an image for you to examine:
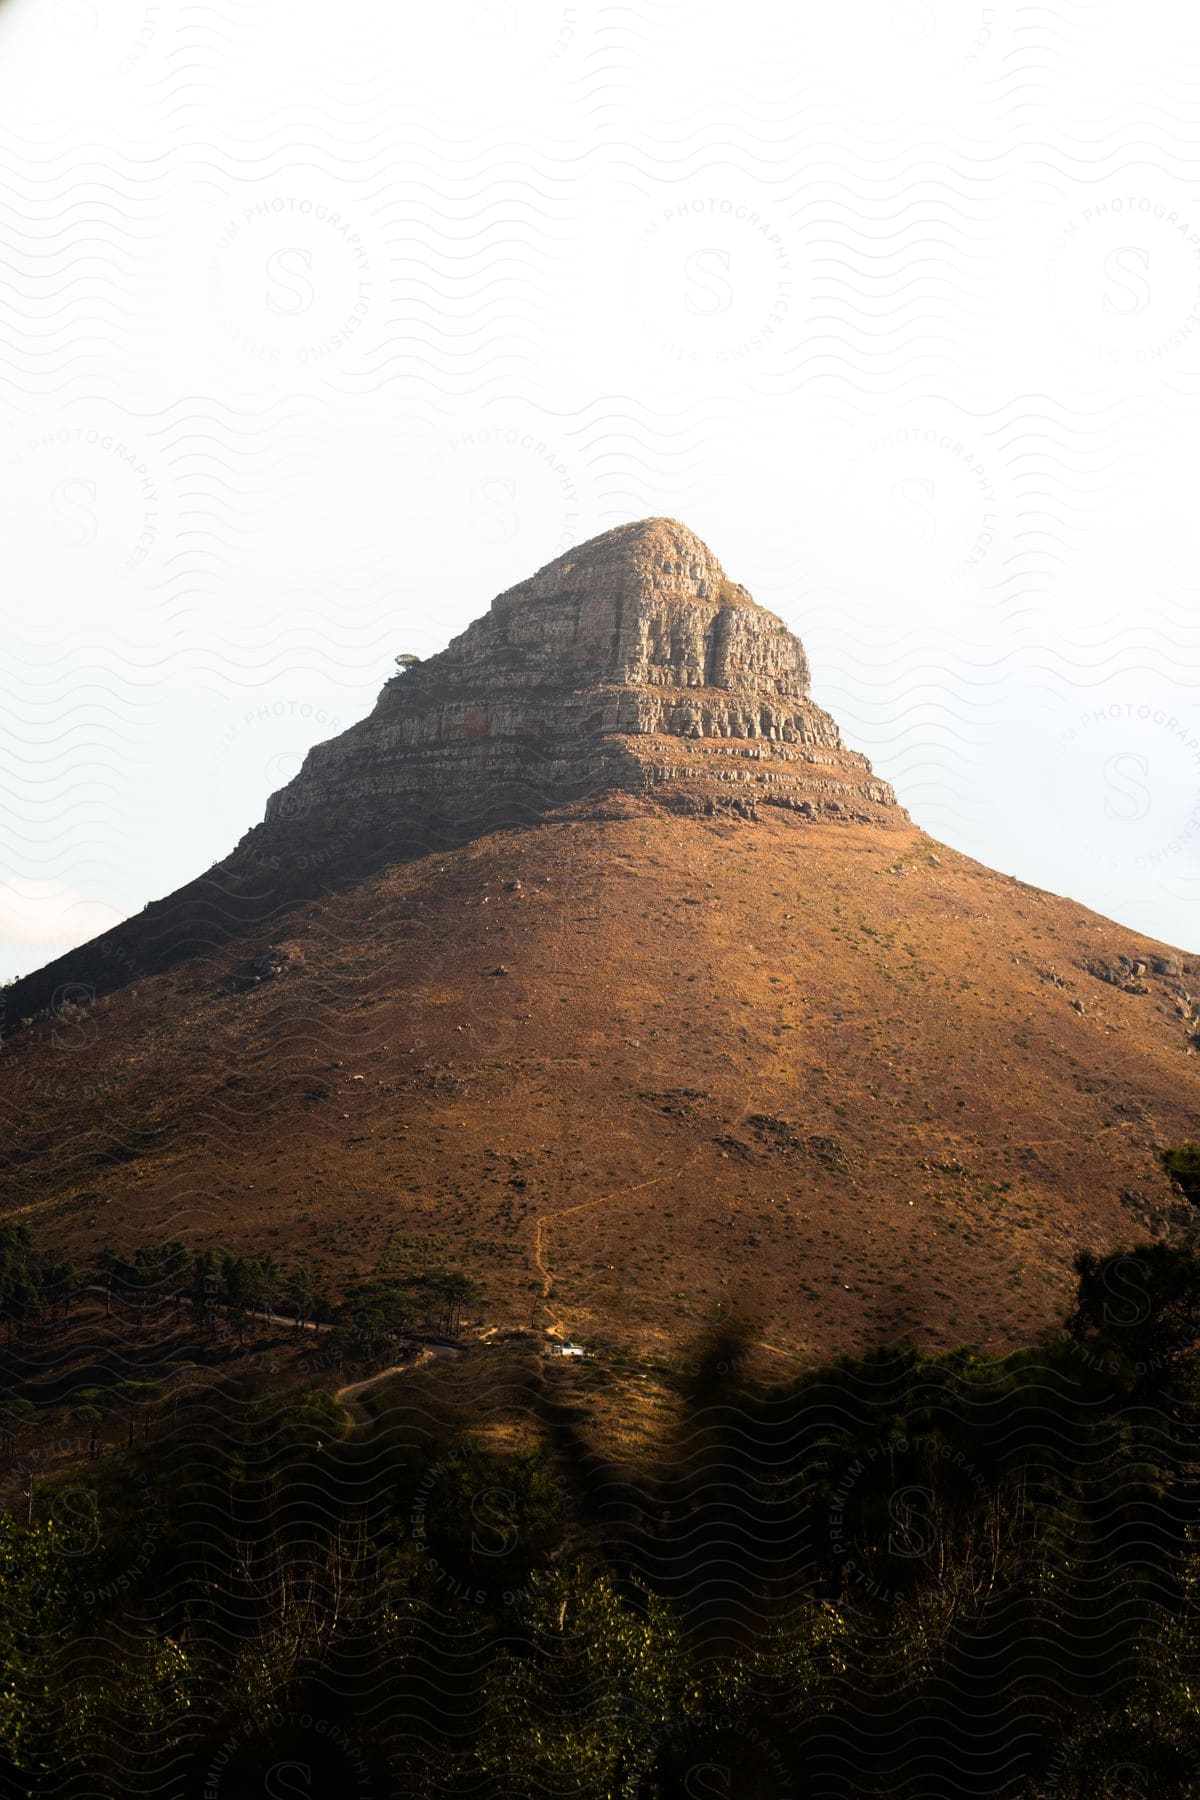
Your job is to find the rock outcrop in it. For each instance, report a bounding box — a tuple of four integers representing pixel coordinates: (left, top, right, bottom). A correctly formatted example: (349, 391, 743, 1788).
(265, 518, 901, 839)
(0, 519, 902, 1029)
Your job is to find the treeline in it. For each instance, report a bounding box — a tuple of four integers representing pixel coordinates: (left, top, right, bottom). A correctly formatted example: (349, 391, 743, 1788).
(0, 1225, 84, 1348)
(0, 1242, 1198, 1794)
(0, 1223, 478, 1357)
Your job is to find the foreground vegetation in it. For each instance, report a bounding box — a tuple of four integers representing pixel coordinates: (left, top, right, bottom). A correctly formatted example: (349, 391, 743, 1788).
(0, 1236, 1199, 1795)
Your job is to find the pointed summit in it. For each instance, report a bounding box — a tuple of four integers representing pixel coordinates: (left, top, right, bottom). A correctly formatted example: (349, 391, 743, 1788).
(492, 517, 734, 615)
(480, 517, 807, 697)
(264, 518, 895, 835)
(1, 521, 901, 1024)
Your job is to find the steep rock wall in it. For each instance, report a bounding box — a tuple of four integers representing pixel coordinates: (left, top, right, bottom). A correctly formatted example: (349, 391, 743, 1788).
(265, 518, 901, 834)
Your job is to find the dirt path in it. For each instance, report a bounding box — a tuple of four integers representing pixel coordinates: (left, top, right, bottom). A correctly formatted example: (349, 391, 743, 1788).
(331, 1341, 462, 1436)
(334, 1341, 460, 1405)
(532, 1153, 704, 1339)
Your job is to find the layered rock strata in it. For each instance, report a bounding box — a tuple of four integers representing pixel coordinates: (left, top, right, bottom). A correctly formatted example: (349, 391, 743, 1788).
(265, 518, 901, 835)
(1, 519, 902, 1024)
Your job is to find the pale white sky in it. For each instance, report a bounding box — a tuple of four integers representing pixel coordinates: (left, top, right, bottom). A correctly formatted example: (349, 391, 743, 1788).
(3, 0, 1200, 977)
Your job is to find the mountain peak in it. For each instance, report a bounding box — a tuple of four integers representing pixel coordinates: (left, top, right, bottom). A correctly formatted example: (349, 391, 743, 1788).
(491, 517, 735, 617)
(0, 521, 903, 1028)
(264, 518, 897, 836)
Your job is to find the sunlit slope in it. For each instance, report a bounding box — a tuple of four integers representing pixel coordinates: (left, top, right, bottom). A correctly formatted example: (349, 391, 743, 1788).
(3, 801, 1196, 1361)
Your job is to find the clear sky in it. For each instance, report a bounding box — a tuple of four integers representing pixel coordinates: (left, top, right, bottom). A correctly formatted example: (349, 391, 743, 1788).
(2, 0, 1200, 978)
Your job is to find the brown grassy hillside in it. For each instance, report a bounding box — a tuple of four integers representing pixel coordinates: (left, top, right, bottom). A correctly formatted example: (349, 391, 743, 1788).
(3, 798, 1197, 1366)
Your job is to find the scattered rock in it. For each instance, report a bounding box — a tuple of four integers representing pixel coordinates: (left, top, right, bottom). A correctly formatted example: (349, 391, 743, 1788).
(640, 1088, 709, 1120)
(713, 1134, 756, 1162)
(743, 1116, 850, 1173)
(807, 1135, 850, 1173)
(747, 1112, 800, 1147)
(1082, 955, 1151, 996)
(219, 945, 292, 994)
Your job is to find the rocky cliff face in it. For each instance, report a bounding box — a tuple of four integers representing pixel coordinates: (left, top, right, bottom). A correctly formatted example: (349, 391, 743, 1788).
(265, 518, 901, 838)
(0, 519, 903, 1028)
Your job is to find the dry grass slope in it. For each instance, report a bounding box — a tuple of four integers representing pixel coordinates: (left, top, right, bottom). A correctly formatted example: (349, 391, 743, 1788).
(3, 800, 1197, 1366)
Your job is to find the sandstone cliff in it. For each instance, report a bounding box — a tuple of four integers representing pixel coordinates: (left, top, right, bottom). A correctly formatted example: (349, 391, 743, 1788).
(2, 519, 901, 1026)
(264, 518, 901, 838)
